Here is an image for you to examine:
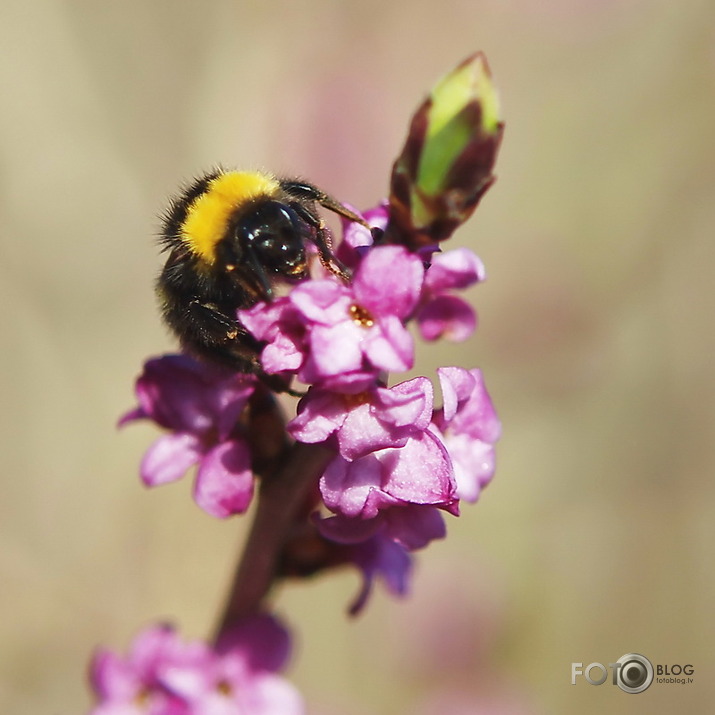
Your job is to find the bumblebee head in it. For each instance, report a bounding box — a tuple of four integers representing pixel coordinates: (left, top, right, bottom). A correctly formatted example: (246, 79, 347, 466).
(176, 170, 283, 267)
(161, 168, 360, 304)
(161, 169, 319, 299)
(229, 199, 309, 281)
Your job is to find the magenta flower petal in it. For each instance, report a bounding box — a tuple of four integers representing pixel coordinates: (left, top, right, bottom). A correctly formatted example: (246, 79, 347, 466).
(307, 320, 365, 376)
(140, 432, 202, 487)
(239, 674, 305, 714)
(314, 513, 385, 544)
(437, 367, 478, 422)
(353, 245, 424, 319)
(261, 332, 304, 373)
(89, 649, 138, 701)
(433, 367, 500, 505)
(133, 355, 227, 433)
(288, 391, 348, 444)
(383, 505, 447, 549)
(215, 614, 291, 673)
(417, 295, 477, 342)
(445, 433, 496, 502)
(380, 376, 434, 429)
(117, 406, 146, 428)
(89, 625, 194, 715)
(347, 535, 412, 616)
(122, 355, 259, 518)
(89, 621, 303, 715)
(424, 247, 485, 291)
(237, 298, 294, 341)
(290, 380, 436, 461)
(341, 203, 387, 251)
(307, 370, 378, 394)
(321, 453, 390, 518)
(337, 402, 409, 461)
(216, 386, 257, 441)
(321, 431, 456, 520)
(290, 280, 352, 324)
(362, 315, 414, 372)
(194, 440, 254, 518)
(380, 431, 455, 507)
(448, 368, 501, 443)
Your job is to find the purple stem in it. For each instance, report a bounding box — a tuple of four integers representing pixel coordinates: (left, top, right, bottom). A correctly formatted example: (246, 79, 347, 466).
(213, 439, 332, 640)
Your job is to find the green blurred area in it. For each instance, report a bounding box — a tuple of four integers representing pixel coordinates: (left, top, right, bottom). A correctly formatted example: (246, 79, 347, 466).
(1, 0, 713, 712)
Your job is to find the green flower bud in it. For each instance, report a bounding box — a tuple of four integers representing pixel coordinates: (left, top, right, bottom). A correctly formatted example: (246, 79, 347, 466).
(386, 53, 504, 249)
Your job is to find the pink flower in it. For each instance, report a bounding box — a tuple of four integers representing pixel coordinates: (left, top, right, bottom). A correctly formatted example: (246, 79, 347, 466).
(240, 244, 425, 386)
(88, 625, 206, 715)
(416, 248, 485, 342)
(432, 367, 501, 502)
(89, 618, 304, 715)
(119, 355, 256, 518)
(319, 429, 457, 524)
(288, 376, 434, 460)
(339, 202, 485, 343)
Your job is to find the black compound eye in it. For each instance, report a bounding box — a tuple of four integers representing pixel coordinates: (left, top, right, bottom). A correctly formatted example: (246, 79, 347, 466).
(255, 229, 302, 267)
(240, 202, 307, 274)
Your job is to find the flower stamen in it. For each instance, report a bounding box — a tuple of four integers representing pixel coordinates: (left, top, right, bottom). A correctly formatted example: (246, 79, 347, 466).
(217, 680, 232, 696)
(349, 303, 374, 327)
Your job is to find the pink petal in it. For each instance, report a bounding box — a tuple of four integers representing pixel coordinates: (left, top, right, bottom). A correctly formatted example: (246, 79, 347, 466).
(379, 377, 434, 429)
(354, 246, 424, 319)
(288, 390, 347, 444)
(450, 369, 501, 443)
(384, 506, 447, 550)
(89, 649, 138, 700)
(260, 331, 305, 374)
(362, 316, 414, 372)
(417, 295, 476, 342)
(321, 454, 385, 517)
(133, 355, 221, 433)
(315, 513, 384, 544)
(424, 247, 485, 291)
(290, 280, 352, 324)
(308, 321, 364, 376)
(235, 672, 305, 715)
(338, 402, 409, 461)
(238, 299, 293, 341)
(140, 433, 202, 486)
(380, 432, 456, 506)
(215, 614, 292, 673)
(437, 367, 477, 422)
(446, 434, 496, 502)
(117, 406, 146, 428)
(194, 440, 254, 518)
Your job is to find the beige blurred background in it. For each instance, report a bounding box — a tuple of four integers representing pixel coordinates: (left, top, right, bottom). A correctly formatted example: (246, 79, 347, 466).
(2, 0, 714, 712)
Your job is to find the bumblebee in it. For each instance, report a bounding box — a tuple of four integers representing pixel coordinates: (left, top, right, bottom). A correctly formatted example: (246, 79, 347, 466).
(158, 169, 368, 381)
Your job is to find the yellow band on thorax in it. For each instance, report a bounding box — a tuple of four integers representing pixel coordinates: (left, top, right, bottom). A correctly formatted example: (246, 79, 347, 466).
(181, 171, 280, 264)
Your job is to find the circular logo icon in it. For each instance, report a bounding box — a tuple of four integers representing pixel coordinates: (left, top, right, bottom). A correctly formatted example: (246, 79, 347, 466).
(616, 653, 653, 693)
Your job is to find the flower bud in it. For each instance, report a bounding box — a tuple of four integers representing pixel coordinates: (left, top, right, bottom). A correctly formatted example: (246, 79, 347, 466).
(386, 52, 504, 248)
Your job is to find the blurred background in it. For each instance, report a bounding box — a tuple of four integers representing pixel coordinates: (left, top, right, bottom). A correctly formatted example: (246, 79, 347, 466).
(1, 0, 713, 712)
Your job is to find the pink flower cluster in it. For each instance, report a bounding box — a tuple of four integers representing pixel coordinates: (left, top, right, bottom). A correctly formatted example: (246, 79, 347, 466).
(122, 203, 499, 612)
(89, 617, 303, 715)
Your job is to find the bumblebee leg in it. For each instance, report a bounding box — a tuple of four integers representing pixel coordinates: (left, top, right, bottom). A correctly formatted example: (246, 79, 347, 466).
(289, 200, 350, 282)
(180, 300, 261, 371)
(185, 301, 300, 394)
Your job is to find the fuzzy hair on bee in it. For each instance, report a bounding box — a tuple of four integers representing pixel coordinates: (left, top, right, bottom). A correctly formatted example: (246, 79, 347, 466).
(157, 168, 369, 386)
